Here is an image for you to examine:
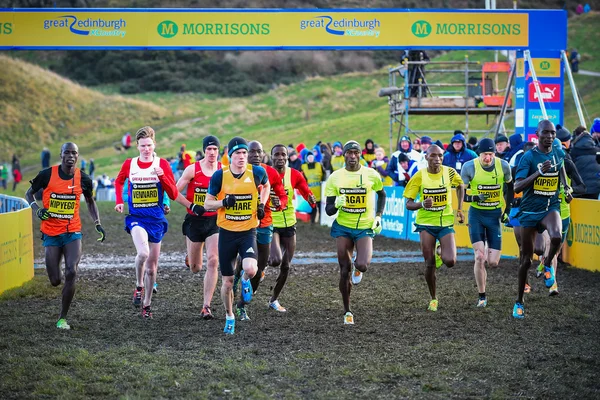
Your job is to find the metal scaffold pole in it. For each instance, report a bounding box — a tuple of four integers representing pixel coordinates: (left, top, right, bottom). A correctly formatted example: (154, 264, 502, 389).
(561, 50, 586, 127)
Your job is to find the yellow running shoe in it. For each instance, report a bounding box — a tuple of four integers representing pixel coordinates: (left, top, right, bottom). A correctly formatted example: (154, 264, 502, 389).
(427, 299, 439, 312)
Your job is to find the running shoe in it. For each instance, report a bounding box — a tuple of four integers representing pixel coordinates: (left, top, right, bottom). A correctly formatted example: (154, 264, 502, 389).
(237, 306, 250, 321)
(224, 317, 235, 335)
(200, 305, 214, 320)
(141, 305, 153, 319)
(185, 254, 190, 269)
(241, 274, 253, 303)
(549, 283, 559, 296)
(269, 300, 287, 312)
(477, 297, 488, 308)
(152, 282, 158, 294)
(435, 243, 443, 269)
(524, 283, 532, 294)
(535, 261, 544, 278)
(544, 266, 555, 288)
(351, 264, 363, 285)
(344, 312, 354, 325)
(132, 287, 143, 307)
(427, 299, 439, 312)
(56, 318, 71, 330)
(512, 302, 525, 319)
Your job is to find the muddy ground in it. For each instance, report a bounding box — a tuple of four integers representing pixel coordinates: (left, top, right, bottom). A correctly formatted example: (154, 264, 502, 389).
(1, 203, 599, 398)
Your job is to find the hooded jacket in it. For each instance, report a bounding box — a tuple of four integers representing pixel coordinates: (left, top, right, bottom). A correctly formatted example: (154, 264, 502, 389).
(503, 133, 524, 162)
(571, 132, 600, 195)
(442, 133, 477, 173)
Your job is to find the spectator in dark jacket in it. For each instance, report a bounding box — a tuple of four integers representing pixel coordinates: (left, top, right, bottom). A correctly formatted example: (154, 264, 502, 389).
(442, 132, 477, 173)
(591, 118, 600, 146)
(41, 147, 51, 169)
(570, 130, 600, 199)
(288, 150, 303, 171)
(362, 139, 376, 166)
(495, 135, 510, 159)
(320, 143, 332, 174)
(503, 132, 524, 163)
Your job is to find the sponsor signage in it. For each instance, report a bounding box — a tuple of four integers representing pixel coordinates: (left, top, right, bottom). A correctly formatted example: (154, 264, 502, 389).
(527, 109, 561, 127)
(527, 83, 560, 103)
(0, 9, 566, 50)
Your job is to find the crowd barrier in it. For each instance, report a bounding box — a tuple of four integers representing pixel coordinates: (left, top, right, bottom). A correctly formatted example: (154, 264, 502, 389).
(313, 185, 600, 272)
(0, 194, 34, 295)
(95, 187, 116, 202)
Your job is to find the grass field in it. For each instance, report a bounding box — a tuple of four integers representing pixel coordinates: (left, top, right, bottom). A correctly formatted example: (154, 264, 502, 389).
(1, 203, 599, 398)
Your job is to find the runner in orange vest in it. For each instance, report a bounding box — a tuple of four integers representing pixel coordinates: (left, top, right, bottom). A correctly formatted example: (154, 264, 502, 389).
(26, 142, 106, 330)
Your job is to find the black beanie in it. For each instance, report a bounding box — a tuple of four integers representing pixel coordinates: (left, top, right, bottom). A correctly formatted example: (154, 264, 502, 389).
(203, 136, 220, 151)
(477, 138, 496, 154)
(228, 137, 248, 157)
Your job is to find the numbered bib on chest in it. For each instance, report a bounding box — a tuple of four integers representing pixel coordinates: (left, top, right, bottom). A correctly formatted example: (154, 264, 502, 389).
(225, 194, 254, 221)
(476, 184, 501, 207)
(48, 193, 77, 219)
(423, 187, 448, 211)
(533, 171, 559, 197)
(340, 187, 367, 214)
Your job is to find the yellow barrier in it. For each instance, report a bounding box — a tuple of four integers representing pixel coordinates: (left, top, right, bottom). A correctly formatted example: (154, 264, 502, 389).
(0, 207, 34, 294)
(563, 199, 600, 272)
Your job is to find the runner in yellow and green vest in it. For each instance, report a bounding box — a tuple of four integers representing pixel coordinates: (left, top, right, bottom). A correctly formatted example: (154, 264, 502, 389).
(404, 145, 465, 312)
(301, 150, 326, 224)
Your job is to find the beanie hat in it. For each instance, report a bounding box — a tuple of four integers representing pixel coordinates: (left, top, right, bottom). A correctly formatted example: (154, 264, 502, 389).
(477, 138, 496, 154)
(228, 137, 248, 157)
(343, 140, 361, 154)
(555, 125, 571, 142)
(400, 135, 410, 142)
(591, 118, 600, 134)
(203, 135, 220, 151)
(495, 135, 509, 144)
(420, 136, 433, 145)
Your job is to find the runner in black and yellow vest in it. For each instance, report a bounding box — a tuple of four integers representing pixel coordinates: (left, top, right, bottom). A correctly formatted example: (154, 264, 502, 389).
(325, 141, 386, 325)
(301, 150, 325, 224)
(26, 142, 106, 330)
(205, 137, 271, 335)
(460, 138, 513, 308)
(404, 145, 465, 312)
(176, 135, 222, 320)
(268, 144, 317, 312)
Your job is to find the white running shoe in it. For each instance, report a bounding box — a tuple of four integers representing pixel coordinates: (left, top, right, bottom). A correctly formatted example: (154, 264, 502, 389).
(268, 300, 287, 312)
(351, 264, 363, 285)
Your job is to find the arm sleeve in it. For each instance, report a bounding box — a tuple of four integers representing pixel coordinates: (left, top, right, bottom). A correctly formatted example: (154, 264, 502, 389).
(501, 159, 513, 183)
(268, 167, 288, 205)
(460, 161, 475, 186)
(403, 170, 421, 199)
(207, 170, 223, 197)
(253, 166, 269, 187)
(291, 168, 313, 200)
(565, 158, 585, 187)
(514, 152, 532, 181)
(114, 159, 132, 204)
(80, 171, 94, 198)
(158, 158, 179, 200)
(28, 169, 51, 194)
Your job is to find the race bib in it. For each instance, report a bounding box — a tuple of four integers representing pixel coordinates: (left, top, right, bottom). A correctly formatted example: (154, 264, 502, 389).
(193, 187, 207, 206)
(48, 193, 76, 219)
(533, 172, 559, 197)
(340, 187, 367, 214)
(423, 187, 448, 211)
(131, 183, 159, 208)
(225, 193, 253, 221)
(476, 184, 501, 207)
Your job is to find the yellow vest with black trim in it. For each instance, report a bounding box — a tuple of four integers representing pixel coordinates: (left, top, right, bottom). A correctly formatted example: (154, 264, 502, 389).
(217, 165, 259, 232)
(271, 167, 296, 228)
(470, 158, 504, 210)
(417, 166, 454, 227)
(301, 162, 323, 202)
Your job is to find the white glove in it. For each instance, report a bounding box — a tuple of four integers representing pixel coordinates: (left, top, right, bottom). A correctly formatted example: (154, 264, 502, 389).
(372, 216, 382, 235)
(335, 194, 346, 209)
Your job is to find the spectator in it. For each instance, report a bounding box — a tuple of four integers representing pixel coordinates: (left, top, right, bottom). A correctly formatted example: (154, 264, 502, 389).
(591, 118, 600, 146)
(420, 136, 433, 153)
(12, 154, 21, 192)
(220, 145, 230, 166)
(88, 158, 95, 180)
(404, 50, 430, 97)
(576, 4, 584, 14)
(509, 141, 535, 169)
(467, 136, 478, 151)
(195, 150, 204, 162)
(434, 139, 445, 150)
(495, 135, 510, 158)
(396, 135, 421, 161)
(288, 150, 302, 171)
(503, 132, 525, 163)
(571, 129, 600, 199)
(80, 158, 86, 174)
(556, 125, 573, 152)
(313, 143, 323, 163)
(320, 143, 333, 174)
(362, 139, 377, 166)
(0, 161, 7, 190)
(331, 141, 345, 171)
(301, 150, 326, 224)
(442, 132, 477, 173)
(41, 147, 51, 169)
(584, 3, 591, 13)
(570, 48, 581, 73)
(177, 144, 186, 173)
(412, 138, 422, 153)
(386, 149, 419, 187)
(372, 147, 394, 186)
(121, 132, 132, 150)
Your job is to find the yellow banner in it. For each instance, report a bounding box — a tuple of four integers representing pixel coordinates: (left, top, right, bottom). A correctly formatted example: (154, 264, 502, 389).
(0, 10, 529, 48)
(0, 208, 34, 295)
(563, 199, 600, 272)
(531, 58, 561, 77)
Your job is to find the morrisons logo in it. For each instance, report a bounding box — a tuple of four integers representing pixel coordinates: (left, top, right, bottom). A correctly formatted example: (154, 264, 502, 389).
(157, 21, 178, 38)
(411, 20, 522, 38)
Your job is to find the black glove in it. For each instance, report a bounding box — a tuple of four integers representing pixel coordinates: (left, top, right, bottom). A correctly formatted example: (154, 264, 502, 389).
(222, 194, 236, 209)
(36, 207, 50, 221)
(257, 203, 265, 220)
(475, 193, 489, 202)
(95, 224, 106, 242)
(189, 204, 206, 217)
